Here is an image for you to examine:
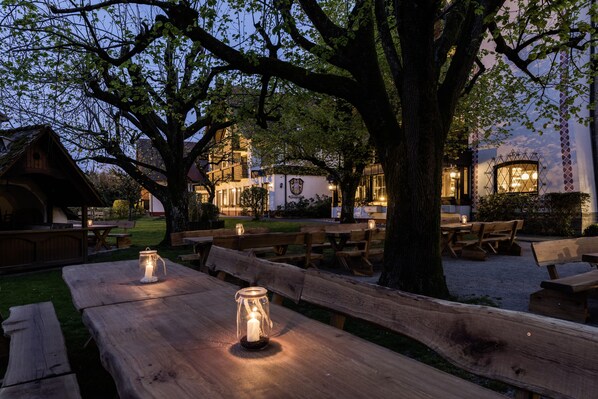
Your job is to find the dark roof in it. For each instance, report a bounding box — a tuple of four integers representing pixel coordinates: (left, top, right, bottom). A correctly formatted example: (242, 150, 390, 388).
(136, 138, 204, 183)
(0, 125, 104, 206)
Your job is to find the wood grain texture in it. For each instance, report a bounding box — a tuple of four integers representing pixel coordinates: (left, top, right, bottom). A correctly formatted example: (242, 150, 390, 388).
(81, 288, 504, 399)
(63, 260, 231, 311)
(540, 270, 598, 293)
(1, 302, 71, 387)
(531, 237, 598, 269)
(301, 270, 598, 399)
(205, 246, 305, 303)
(0, 374, 81, 399)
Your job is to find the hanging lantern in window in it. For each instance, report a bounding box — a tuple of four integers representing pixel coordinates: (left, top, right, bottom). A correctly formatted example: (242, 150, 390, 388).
(235, 287, 272, 350)
(368, 219, 376, 230)
(236, 223, 245, 235)
(138, 247, 166, 284)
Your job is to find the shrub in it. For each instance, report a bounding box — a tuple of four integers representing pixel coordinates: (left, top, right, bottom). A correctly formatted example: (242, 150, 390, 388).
(274, 195, 331, 218)
(584, 224, 598, 237)
(240, 187, 268, 220)
(476, 192, 590, 236)
(112, 200, 129, 219)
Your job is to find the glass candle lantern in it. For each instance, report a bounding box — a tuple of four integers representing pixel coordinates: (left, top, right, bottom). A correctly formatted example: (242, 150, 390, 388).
(235, 287, 271, 350)
(460, 215, 468, 224)
(236, 223, 245, 235)
(367, 219, 376, 230)
(139, 247, 166, 284)
(87, 219, 93, 227)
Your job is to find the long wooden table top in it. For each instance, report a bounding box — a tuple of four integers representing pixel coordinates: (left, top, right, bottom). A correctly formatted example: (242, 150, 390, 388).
(540, 269, 598, 293)
(64, 261, 505, 398)
(63, 259, 231, 310)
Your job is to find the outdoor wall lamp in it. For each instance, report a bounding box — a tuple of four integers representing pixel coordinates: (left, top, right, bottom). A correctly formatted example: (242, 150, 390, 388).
(236, 287, 272, 350)
(236, 223, 245, 235)
(139, 247, 166, 284)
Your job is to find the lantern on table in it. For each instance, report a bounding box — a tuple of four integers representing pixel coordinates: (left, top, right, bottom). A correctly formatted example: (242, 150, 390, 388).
(235, 287, 272, 350)
(367, 219, 376, 230)
(460, 215, 468, 224)
(87, 219, 93, 227)
(138, 247, 166, 284)
(236, 223, 245, 235)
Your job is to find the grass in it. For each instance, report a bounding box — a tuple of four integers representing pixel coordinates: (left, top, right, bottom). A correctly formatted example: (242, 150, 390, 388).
(0, 216, 510, 397)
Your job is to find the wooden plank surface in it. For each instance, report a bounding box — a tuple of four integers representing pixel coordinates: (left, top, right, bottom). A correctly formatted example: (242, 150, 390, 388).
(582, 253, 598, 263)
(63, 260, 231, 311)
(1, 302, 71, 387)
(532, 237, 598, 267)
(206, 246, 305, 302)
(0, 374, 81, 399)
(81, 287, 504, 399)
(540, 269, 598, 293)
(301, 270, 598, 399)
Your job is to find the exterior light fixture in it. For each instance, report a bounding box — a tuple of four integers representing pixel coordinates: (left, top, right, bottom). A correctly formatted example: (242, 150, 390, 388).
(236, 287, 271, 350)
(236, 223, 245, 235)
(139, 248, 166, 284)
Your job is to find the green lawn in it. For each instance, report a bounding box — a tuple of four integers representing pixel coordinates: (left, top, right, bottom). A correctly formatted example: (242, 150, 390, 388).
(0, 216, 507, 397)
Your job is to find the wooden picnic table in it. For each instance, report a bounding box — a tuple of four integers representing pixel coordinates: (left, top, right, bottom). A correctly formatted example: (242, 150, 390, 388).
(441, 222, 472, 258)
(86, 224, 118, 251)
(62, 260, 504, 399)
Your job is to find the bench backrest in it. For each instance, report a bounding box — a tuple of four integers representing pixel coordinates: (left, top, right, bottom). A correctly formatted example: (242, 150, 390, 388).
(532, 236, 598, 279)
(203, 249, 598, 399)
(300, 223, 369, 233)
(441, 213, 461, 224)
(99, 220, 136, 231)
(171, 227, 271, 246)
(205, 246, 305, 302)
(300, 269, 598, 399)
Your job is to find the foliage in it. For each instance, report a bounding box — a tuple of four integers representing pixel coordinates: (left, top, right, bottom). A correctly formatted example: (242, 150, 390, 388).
(273, 195, 331, 218)
(240, 187, 268, 220)
(583, 224, 598, 237)
(476, 192, 590, 236)
(246, 88, 373, 223)
(0, 3, 235, 240)
(112, 199, 129, 219)
(1, 0, 594, 296)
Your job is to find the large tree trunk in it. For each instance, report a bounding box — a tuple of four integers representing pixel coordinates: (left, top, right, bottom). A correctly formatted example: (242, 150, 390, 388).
(339, 177, 361, 224)
(375, 1, 450, 298)
(154, 178, 189, 246)
(378, 147, 449, 298)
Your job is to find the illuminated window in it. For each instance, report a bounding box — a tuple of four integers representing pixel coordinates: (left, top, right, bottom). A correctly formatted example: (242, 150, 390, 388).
(494, 161, 538, 194)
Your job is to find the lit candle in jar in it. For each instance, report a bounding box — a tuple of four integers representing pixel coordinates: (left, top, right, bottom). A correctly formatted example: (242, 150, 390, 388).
(461, 215, 468, 224)
(368, 219, 376, 230)
(247, 312, 260, 342)
(144, 261, 154, 280)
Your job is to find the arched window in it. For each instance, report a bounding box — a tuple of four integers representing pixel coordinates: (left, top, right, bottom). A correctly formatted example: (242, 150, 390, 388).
(494, 161, 539, 194)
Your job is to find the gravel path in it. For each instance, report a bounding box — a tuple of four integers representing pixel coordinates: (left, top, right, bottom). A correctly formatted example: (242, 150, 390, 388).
(348, 241, 597, 320)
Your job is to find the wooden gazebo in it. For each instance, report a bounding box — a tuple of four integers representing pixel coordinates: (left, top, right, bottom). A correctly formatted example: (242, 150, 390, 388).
(0, 125, 104, 273)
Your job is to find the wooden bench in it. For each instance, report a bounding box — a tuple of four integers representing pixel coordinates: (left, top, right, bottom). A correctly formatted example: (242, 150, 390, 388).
(213, 232, 323, 269)
(334, 230, 375, 276)
(0, 302, 81, 399)
(456, 220, 523, 260)
(99, 220, 136, 248)
(204, 247, 598, 399)
(530, 237, 598, 322)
